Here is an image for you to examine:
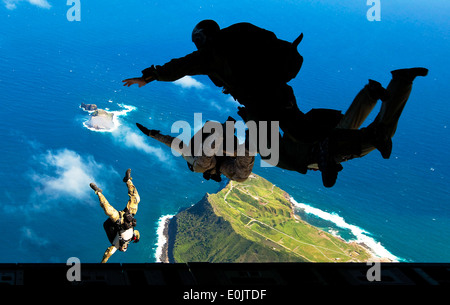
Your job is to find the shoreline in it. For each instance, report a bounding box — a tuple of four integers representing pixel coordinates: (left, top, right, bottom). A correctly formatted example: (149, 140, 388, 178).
(155, 215, 174, 263)
(289, 197, 398, 262)
(153, 192, 399, 263)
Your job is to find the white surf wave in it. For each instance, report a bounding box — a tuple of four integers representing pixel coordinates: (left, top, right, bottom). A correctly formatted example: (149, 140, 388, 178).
(290, 198, 402, 262)
(154, 214, 174, 262)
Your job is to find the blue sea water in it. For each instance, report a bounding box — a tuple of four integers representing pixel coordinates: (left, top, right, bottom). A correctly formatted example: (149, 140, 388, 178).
(0, 0, 449, 263)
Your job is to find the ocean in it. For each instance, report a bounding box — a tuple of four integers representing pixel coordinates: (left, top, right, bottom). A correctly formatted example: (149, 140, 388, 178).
(1, 0, 449, 263)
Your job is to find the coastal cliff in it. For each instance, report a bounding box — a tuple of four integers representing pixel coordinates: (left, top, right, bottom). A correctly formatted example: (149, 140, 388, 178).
(159, 174, 378, 263)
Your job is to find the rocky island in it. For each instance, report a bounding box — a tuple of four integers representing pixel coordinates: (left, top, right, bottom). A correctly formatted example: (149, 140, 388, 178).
(160, 174, 379, 263)
(81, 103, 115, 131)
(80, 103, 98, 111)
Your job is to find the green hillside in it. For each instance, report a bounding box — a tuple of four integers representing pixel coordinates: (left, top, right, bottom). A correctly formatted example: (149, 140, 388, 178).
(169, 174, 373, 263)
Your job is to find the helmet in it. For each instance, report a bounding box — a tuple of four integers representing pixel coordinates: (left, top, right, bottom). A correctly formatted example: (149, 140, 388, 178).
(192, 20, 220, 49)
(122, 212, 136, 230)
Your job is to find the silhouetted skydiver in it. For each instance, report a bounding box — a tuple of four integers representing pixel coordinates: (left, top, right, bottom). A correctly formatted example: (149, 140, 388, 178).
(90, 169, 141, 263)
(123, 20, 312, 141)
(136, 68, 428, 187)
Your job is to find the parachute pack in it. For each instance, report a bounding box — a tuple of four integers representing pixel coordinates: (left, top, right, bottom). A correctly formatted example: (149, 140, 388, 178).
(219, 22, 304, 84)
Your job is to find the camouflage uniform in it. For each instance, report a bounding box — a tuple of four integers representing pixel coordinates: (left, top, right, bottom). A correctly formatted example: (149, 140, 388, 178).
(93, 177, 140, 263)
(147, 125, 255, 183)
(96, 179, 140, 222)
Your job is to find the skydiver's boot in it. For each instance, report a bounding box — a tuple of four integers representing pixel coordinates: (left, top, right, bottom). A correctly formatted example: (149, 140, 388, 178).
(362, 68, 428, 159)
(391, 67, 428, 83)
(123, 168, 132, 183)
(90, 183, 102, 194)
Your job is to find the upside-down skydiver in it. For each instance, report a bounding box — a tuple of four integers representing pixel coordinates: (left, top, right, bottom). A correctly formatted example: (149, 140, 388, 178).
(90, 169, 141, 263)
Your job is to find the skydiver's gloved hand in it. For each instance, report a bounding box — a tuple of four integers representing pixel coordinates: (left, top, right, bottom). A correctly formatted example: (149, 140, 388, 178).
(203, 170, 222, 182)
(136, 123, 160, 137)
(122, 77, 149, 87)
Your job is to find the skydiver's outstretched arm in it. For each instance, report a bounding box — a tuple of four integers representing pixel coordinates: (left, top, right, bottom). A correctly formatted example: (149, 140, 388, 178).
(136, 123, 187, 155)
(123, 51, 208, 87)
(136, 123, 172, 146)
(122, 77, 149, 87)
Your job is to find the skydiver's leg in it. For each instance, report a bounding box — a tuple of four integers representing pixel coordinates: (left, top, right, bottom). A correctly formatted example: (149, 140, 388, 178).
(336, 80, 387, 130)
(317, 80, 388, 186)
(90, 183, 120, 223)
(374, 67, 428, 136)
(101, 245, 117, 263)
(123, 169, 140, 216)
(360, 67, 428, 157)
